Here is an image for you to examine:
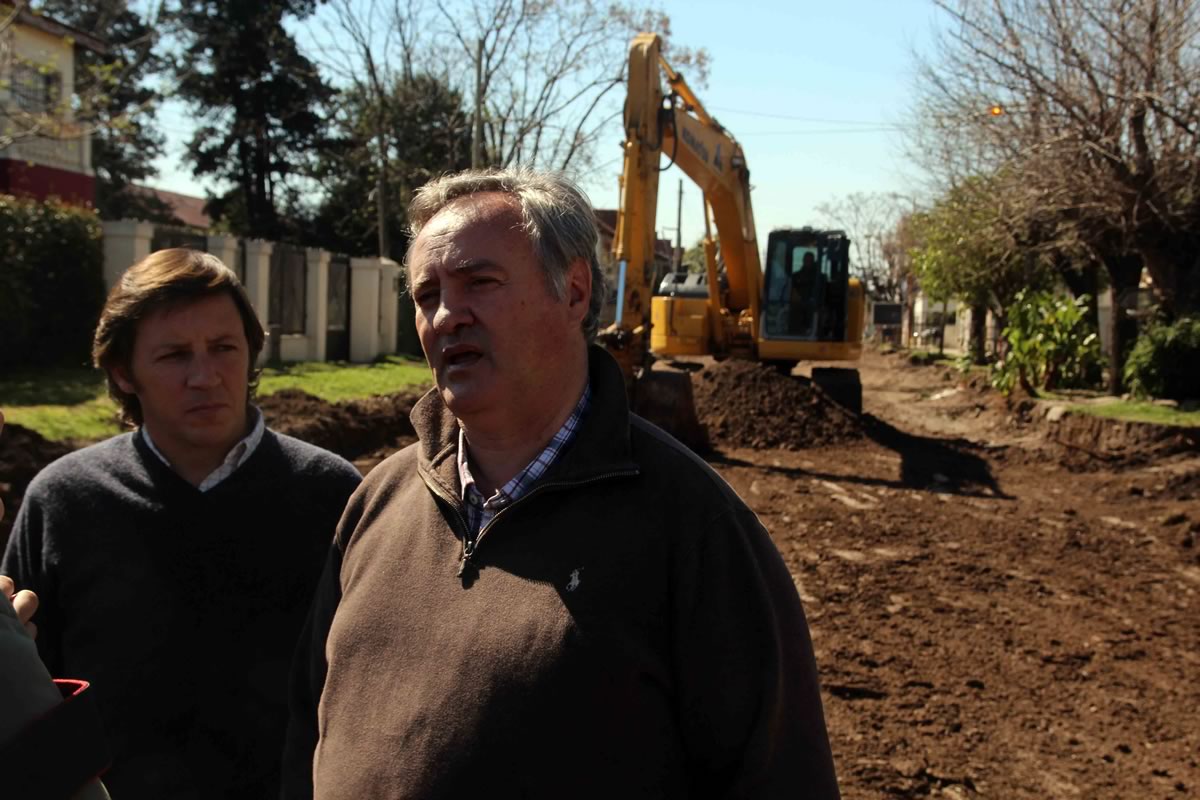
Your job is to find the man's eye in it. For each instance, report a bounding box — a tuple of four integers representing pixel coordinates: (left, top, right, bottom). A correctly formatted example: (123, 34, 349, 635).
(415, 290, 438, 307)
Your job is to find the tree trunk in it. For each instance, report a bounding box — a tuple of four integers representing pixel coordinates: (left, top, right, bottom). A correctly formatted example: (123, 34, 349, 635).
(375, 132, 391, 259)
(902, 273, 916, 348)
(1059, 261, 1104, 386)
(1138, 239, 1200, 318)
(1059, 260, 1101, 331)
(1137, 242, 1178, 316)
(253, 123, 273, 238)
(1101, 253, 1142, 395)
(969, 302, 987, 364)
(471, 38, 484, 168)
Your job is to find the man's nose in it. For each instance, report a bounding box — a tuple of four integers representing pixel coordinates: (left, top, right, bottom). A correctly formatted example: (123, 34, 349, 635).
(186, 353, 220, 388)
(430, 292, 473, 333)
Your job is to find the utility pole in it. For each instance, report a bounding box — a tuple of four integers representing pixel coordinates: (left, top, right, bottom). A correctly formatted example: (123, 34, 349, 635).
(472, 38, 484, 168)
(674, 179, 683, 270)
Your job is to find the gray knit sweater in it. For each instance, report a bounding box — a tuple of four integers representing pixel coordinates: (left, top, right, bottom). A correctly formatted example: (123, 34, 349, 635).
(2, 429, 361, 800)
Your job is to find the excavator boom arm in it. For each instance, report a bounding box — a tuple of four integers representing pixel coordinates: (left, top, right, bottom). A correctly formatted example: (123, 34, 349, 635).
(611, 33, 761, 347)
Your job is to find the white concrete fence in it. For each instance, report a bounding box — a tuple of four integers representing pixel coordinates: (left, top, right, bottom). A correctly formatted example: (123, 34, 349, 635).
(101, 220, 406, 365)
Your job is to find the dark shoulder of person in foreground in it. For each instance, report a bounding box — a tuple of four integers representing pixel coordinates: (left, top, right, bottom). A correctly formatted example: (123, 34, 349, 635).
(1, 410, 112, 800)
(2, 250, 362, 800)
(283, 168, 841, 799)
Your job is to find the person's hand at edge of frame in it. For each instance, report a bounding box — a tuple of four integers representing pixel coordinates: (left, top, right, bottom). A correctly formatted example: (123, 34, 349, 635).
(1, 410, 40, 639)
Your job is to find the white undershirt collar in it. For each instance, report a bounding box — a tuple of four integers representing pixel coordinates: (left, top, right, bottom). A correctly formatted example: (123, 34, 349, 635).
(141, 406, 266, 492)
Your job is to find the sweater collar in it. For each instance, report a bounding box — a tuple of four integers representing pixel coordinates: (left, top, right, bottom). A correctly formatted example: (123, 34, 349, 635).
(140, 406, 266, 492)
(411, 345, 638, 500)
(131, 424, 277, 498)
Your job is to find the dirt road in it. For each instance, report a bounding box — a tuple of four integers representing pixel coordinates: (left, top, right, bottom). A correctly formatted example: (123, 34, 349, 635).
(1, 350, 1195, 797)
(718, 350, 1199, 798)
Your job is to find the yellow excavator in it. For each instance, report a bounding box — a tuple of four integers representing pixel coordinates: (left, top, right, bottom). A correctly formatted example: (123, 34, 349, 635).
(598, 32, 865, 447)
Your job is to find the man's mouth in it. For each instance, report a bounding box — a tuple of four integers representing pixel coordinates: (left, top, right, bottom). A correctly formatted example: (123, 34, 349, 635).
(442, 345, 482, 368)
(187, 402, 229, 414)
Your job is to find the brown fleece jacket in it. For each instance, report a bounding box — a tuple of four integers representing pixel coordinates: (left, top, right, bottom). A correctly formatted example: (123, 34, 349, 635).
(283, 347, 840, 799)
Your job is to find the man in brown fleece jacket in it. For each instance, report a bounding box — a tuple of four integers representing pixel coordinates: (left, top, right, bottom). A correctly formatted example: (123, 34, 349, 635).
(282, 167, 841, 799)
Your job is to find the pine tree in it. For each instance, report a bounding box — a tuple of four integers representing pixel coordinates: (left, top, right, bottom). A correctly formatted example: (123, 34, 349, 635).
(175, 0, 333, 239)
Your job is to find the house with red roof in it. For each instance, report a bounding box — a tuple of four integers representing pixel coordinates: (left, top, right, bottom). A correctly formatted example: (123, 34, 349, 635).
(0, 7, 107, 206)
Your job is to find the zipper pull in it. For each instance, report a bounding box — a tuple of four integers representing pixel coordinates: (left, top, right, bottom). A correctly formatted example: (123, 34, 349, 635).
(458, 535, 479, 586)
(458, 551, 479, 587)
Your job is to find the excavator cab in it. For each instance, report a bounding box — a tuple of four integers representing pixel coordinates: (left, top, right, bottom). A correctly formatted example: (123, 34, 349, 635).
(761, 228, 851, 343)
(758, 227, 863, 412)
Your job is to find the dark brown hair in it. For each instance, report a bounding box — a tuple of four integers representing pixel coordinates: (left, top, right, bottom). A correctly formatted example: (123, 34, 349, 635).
(92, 248, 266, 427)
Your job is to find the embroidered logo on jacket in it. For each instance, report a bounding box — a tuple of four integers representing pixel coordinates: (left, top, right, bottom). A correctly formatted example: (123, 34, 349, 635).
(566, 568, 582, 592)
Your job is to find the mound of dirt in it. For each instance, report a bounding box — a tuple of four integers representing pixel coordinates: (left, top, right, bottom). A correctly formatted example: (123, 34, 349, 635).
(0, 423, 72, 547)
(690, 360, 865, 450)
(259, 389, 423, 462)
(0, 391, 425, 549)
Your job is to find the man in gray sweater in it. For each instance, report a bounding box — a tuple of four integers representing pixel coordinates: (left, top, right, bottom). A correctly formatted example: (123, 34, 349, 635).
(284, 168, 840, 798)
(2, 250, 362, 799)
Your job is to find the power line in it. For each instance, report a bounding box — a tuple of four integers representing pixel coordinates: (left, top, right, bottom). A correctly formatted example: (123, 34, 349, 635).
(739, 126, 905, 136)
(709, 106, 896, 126)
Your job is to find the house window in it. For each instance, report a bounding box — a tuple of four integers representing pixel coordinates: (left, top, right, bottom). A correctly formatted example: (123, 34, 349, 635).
(11, 64, 62, 114)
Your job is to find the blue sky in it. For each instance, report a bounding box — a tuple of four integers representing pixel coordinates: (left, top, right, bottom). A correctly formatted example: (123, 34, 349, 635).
(147, 0, 942, 247)
(604, 0, 943, 246)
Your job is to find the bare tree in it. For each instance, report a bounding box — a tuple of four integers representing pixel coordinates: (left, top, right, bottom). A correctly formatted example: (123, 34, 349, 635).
(817, 192, 909, 301)
(307, 0, 455, 257)
(329, 0, 400, 257)
(909, 0, 1200, 390)
(432, 0, 708, 172)
(295, 0, 705, 256)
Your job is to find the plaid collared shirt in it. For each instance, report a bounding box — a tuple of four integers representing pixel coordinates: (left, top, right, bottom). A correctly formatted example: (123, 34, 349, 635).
(458, 383, 591, 539)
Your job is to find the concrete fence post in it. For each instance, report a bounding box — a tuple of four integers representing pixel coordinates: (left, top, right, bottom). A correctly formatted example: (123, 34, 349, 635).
(378, 258, 401, 355)
(241, 240, 273, 326)
(206, 234, 240, 277)
(349, 257, 383, 362)
(242, 240, 274, 366)
(101, 220, 153, 291)
(305, 248, 331, 362)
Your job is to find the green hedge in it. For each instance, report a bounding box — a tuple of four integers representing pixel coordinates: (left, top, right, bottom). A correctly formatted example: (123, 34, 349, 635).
(1124, 315, 1200, 401)
(0, 195, 106, 368)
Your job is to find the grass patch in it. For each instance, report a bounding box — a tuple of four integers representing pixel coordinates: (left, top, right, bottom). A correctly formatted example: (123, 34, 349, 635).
(1070, 400, 1200, 428)
(906, 349, 956, 367)
(0, 365, 123, 442)
(0, 365, 107, 406)
(258, 355, 430, 401)
(1, 356, 433, 443)
(3, 397, 124, 442)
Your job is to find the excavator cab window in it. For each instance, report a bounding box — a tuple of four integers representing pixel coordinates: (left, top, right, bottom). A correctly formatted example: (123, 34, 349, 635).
(761, 230, 851, 342)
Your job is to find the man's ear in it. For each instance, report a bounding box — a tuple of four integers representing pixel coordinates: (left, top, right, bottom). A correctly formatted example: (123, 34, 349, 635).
(565, 258, 592, 322)
(110, 366, 136, 395)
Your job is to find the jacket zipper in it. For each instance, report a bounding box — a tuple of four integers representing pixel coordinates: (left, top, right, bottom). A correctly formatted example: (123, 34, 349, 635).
(420, 474, 473, 570)
(454, 469, 639, 578)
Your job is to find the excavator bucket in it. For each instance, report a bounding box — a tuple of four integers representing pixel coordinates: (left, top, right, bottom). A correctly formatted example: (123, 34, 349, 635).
(632, 368, 709, 453)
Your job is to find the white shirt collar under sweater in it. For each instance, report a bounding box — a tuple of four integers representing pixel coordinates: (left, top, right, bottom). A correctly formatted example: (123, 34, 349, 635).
(141, 406, 266, 492)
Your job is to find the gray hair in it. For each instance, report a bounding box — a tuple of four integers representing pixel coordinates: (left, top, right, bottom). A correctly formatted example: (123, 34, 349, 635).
(406, 167, 608, 341)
